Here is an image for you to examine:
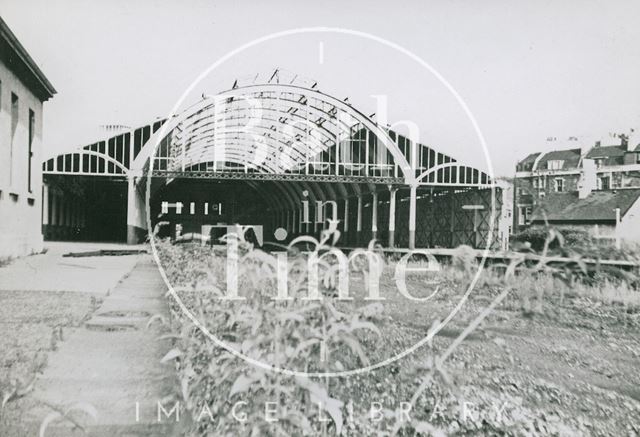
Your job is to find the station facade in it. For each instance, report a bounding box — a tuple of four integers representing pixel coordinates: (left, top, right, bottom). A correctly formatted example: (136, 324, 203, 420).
(43, 72, 509, 251)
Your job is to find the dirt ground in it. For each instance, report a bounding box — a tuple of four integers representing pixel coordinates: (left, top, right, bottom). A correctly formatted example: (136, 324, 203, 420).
(330, 268, 640, 435)
(157, 240, 640, 435)
(3, 243, 639, 435)
(0, 289, 100, 430)
(155, 241, 640, 435)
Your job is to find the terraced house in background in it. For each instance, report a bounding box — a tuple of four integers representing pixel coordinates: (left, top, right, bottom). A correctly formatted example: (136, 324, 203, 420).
(514, 132, 640, 244)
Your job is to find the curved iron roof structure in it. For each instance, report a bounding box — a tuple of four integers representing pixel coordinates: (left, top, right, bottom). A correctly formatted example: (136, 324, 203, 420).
(44, 71, 492, 189)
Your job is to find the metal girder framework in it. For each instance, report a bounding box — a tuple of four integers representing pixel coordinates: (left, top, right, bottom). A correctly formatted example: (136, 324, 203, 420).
(391, 187, 500, 249)
(42, 120, 166, 178)
(40, 70, 499, 249)
(150, 170, 404, 184)
(43, 149, 129, 177)
(137, 83, 415, 184)
(136, 78, 492, 187)
(44, 71, 492, 189)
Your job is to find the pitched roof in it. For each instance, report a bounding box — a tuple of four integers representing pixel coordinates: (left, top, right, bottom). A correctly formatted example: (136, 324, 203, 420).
(516, 152, 540, 171)
(518, 152, 540, 166)
(535, 148, 582, 170)
(585, 145, 628, 166)
(530, 189, 640, 223)
(0, 16, 56, 101)
(586, 145, 626, 158)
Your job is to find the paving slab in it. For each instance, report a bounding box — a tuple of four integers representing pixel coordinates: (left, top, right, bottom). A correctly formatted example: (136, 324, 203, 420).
(2, 250, 178, 437)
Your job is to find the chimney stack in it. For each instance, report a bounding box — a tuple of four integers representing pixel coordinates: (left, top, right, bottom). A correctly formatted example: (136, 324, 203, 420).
(579, 158, 597, 199)
(628, 128, 638, 152)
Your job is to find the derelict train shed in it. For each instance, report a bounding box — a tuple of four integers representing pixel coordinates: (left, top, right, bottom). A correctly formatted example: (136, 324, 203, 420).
(42, 71, 504, 250)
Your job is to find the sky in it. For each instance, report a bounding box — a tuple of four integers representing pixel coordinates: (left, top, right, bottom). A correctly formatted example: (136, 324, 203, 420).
(2, 0, 640, 177)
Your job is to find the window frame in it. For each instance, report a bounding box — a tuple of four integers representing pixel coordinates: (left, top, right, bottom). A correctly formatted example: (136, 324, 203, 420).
(547, 160, 565, 170)
(10, 92, 19, 187)
(598, 176, 610, 190)
(518, 207, 526, 225)
(28, 109, 35, 193)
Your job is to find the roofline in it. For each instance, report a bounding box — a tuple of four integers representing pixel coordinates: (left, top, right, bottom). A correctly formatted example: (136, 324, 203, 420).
(528, 147, 582, 172)
(531, 152, 545, 171)
(517, 152, 540, 164)
(516, 162, 640, 178)
(0, 16, 56, 100)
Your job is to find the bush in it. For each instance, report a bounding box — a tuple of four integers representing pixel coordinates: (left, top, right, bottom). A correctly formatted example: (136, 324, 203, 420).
(512, 226, 591, 252)
(155, 232, 393, 435)
(450, 245, 477, 274)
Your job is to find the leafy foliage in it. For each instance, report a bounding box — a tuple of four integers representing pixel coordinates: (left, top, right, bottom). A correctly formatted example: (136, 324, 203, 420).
(155, 227, 391, 435)
(153, 225, 637, 435)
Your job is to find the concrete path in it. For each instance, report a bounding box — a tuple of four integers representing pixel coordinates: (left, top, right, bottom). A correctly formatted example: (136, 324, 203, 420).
(0, 242, 147, 294)
(2, 244, 177, 436)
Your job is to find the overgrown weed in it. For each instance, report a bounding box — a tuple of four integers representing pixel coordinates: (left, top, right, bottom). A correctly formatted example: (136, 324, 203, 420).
(152, 226, 637, 435)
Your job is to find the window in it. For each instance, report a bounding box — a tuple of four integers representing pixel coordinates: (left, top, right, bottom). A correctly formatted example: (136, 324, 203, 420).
(595, 159, 604, 169)
(28, 109, 35, 192)
(554, 178, 565, 192)
(636, 153, 640, 164)
(533, 176, 546, 190)
(547, 160, 564, 170)
(612, 175, 621, 189)
(10, 93, 19, 186)
(518, 207, 532, 225)
(11, 93, 18, 133)
(598, 176, 610, 190)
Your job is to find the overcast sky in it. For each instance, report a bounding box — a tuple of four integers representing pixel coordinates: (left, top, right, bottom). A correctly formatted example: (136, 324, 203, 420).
(2, 0, 640, 176)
